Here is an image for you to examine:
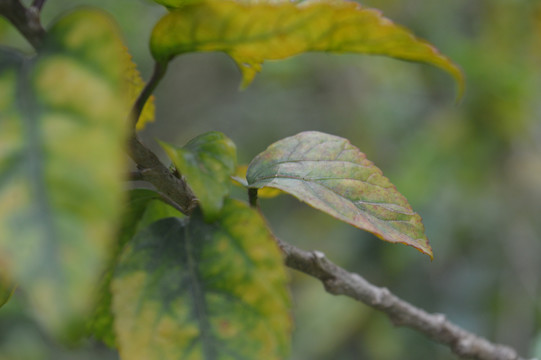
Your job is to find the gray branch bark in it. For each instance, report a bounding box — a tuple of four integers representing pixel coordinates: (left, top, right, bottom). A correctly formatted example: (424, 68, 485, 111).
(278, 239, 532, 360)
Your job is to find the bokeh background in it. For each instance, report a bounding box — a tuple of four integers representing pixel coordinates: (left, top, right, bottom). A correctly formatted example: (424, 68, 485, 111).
(1, 0, 540, 359)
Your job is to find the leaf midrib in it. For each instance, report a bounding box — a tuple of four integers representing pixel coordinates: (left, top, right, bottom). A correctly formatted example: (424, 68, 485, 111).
(184, 223, 216, 360)
(161, 4, 327, 53)
(18, 59, 65, 292)
(256, 176, 416, 225)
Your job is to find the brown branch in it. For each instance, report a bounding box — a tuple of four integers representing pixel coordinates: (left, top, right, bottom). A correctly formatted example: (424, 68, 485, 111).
(127, 60, 197, 214)
(30, 0, 46, 12)
(130, 61, 167, 128)
(0, 0, 45, 49)
(277, 239, 532, 360)
(129, 170, 144, 182)
(128, 170, 193, 215)
(128, 136, 197, 215)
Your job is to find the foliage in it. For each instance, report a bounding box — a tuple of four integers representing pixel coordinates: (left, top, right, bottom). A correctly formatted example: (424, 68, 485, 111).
(149, 0, 463, 95)
(0, 9, 128, 339)
(160, 131, 237, 221)
(247, 131, 432, 257)
(9, 0, 536, 359)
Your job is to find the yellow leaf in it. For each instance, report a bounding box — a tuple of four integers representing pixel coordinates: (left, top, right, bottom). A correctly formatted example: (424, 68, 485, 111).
(152, 0, 197, 8)
(150, 0, 464, 97)
(233, 165, 284, 198)
(123, 48, 155, 131)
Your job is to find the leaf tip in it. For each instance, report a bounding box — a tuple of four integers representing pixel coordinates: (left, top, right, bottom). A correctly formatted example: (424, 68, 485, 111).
(425, 247, 434, 261)
(454, 76, 466, 105)
(235, 60, 262, 90)
(449, 64, 466, 104)
(416, 242, 434, 260)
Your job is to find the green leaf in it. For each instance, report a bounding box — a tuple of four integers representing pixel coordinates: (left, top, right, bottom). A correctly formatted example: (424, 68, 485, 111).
(246, 131, 433, 258)
(112, 198, 291, 360)
(0, 272, 15, 309)
(150, 0, 464, 96)
(0, 10, 129, 336)
(152, 0, 194, 8)
(118, 189, 186, 240)
(89, 189, 183, 347)
(160, 132, 237, 221)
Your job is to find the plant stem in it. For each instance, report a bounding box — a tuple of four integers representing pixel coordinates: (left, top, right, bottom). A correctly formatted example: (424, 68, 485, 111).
(130, 61, 168, 128)
(127, 60, 197, 213)
(128, 136, 197, 214)
(278, 239, 530, 360)
(0, 0, 45, 49)
(30, 0, 46, 12)
(248, 188, 258, 208)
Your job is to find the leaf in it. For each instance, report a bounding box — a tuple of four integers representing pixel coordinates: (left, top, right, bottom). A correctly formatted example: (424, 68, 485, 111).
(150, 0, 464, 96)
(151, 0, 292, 9)
(47, 11, 154, 131)
(232, 165, 283, 198)
(0, 273, 15, 309)
(124, 48, 155, 131)
(0, 19, 9, 39)
(112, 199, 291, 360)
(246, 131, 433, 258)
(89, 189, 183, 347)
(152, 0, 195, 8)
(0, 10, 129, 336)
(160, 132, 237, 221)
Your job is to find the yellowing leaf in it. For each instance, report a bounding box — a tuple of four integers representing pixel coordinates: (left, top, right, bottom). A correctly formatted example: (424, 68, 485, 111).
(47, 11, 154, 131)
(247, 131, 433, 258)
(123, 49, 155, 131)
(152, 0, 194, 8)
(89, 189, 184, 347)
(233, 165, 283, 198)
(160, 132, 237, 221)
(0, 9, 129, 336)
(112, 199, 291, 360)
(150, 0, 464, 96)
(152, 0, 291, 9)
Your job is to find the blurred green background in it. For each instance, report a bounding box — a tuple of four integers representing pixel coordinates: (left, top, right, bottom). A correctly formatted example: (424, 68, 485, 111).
(1, 0, 540, 359)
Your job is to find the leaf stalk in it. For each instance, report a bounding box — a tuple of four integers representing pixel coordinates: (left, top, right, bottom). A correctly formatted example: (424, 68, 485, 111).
(248, 188, 258, 208)
(130, 61, 167, 128)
